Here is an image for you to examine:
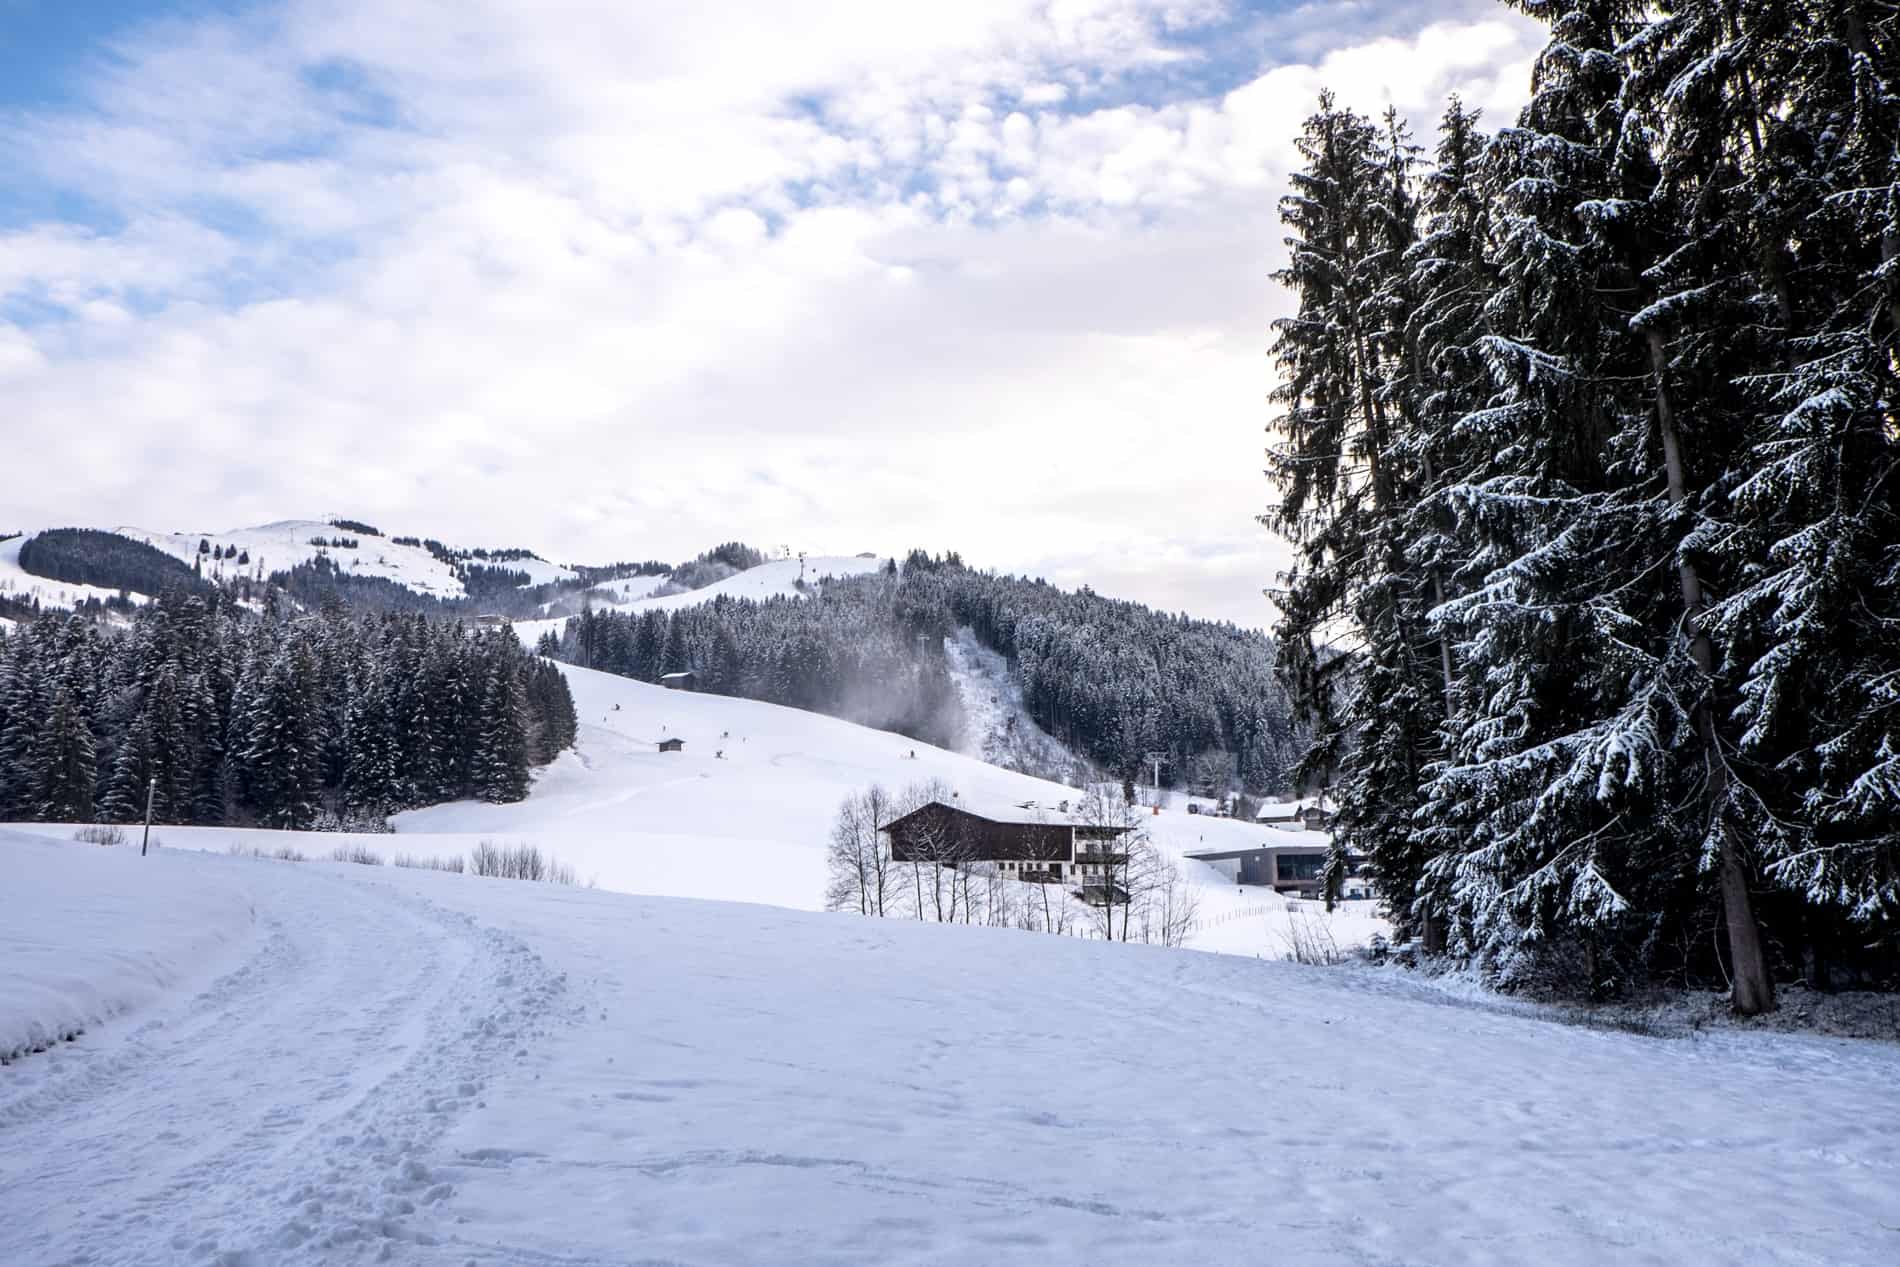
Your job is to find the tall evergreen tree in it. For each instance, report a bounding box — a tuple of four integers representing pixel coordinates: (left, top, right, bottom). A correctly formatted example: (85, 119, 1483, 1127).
(36, 676, 97, 822)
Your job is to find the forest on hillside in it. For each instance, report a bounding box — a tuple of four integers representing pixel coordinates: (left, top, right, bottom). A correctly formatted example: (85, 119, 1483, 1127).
(0, 592, 577, 831)
(17, 529, 210, 599)
(1266, 0, 1899, 1010)
(546, 552, 1301, 796)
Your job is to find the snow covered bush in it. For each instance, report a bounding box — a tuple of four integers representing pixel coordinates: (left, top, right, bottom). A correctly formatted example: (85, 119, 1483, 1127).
(467, 841, 578, 886)
(73, 825, 125, 847)
(392, 852, 466, 874)
(329, 844, 384, 866)
(225, 843, 308, 862)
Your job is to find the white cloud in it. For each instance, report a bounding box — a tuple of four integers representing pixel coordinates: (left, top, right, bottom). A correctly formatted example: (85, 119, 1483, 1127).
(0, 0, 1543, 628)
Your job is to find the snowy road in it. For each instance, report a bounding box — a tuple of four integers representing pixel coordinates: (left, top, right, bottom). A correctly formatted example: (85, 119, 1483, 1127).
(0, 845, 567, 1264)
(5, 836, 1900, 1266)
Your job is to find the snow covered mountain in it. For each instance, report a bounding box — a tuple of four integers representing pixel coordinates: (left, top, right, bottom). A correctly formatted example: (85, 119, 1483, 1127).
(0, 517, 881, 623)
(0, 517, 571, 611)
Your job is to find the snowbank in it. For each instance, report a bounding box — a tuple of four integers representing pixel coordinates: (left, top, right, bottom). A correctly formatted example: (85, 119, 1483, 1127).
(0, 831, 256, 1060)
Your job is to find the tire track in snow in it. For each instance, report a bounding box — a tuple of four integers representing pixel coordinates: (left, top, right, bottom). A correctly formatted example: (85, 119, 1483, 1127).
(0, 864, 571, 1266)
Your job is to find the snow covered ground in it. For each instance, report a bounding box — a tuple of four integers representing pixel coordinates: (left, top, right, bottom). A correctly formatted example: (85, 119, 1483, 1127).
(3, 832, 1896, 1266)
(3, 662, 1373, 957)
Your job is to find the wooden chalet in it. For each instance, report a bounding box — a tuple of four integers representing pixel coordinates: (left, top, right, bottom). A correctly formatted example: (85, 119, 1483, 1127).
(1255, 794, 1334, 831)
(880, 798, 1132, 885)
(656, 737, 684, 753)
(661, 671, 697, 691)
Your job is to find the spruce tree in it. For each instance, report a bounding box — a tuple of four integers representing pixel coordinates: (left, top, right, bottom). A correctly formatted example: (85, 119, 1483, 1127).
(475, 660, 532, 804)
(37, 678, 97, 822)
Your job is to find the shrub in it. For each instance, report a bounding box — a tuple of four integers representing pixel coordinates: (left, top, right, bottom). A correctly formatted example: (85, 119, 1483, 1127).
(468, 840, 579, 885)
(329, 844, 384, 866)
(75, 825, 126, 847)
(1280, 908, 1345, 966)
(227, 843, 308, 862)
(392, 852, 467, 874)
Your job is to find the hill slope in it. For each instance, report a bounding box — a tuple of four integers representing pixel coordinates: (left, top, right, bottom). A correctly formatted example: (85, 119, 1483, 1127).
(3, 660, 1356, 957)
(3, 833, 1894, 1266)
(113, 519, 478, 598)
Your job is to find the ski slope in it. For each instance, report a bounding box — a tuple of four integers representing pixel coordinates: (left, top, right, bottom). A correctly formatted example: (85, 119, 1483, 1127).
(4, 832, 1896, 1266)
(944, 624, 1091, 780)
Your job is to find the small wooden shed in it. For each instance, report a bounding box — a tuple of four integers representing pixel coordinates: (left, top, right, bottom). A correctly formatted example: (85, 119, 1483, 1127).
(661, 671, 697, 691)
(657, 737, 685, 753)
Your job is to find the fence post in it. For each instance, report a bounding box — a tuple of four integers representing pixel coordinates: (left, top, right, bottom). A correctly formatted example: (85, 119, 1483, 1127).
(140, 777, 155, 857)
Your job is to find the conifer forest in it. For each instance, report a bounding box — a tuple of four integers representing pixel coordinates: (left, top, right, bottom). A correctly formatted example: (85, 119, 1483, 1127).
(1266, 0, 1900, 1010)
(0, 592, 578, 832)
(546, 554, 1301, 796)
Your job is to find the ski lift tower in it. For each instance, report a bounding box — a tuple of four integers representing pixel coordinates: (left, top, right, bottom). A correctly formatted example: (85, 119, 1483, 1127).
(1144, 750, 1171, 805)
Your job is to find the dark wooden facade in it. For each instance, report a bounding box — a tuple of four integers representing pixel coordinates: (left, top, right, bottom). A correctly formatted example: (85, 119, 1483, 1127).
(882, 802, 1076, 864)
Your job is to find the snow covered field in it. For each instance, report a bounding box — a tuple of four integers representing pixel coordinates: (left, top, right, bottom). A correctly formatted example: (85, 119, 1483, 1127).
(2, 662, 1372, 958)
(3, 832, 1896, 1266)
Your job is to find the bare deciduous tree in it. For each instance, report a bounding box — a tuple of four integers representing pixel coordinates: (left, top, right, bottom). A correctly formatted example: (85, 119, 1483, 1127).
(824, 783, 901, 916)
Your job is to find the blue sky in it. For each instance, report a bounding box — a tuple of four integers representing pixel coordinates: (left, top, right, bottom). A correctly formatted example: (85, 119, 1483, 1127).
(0, 0, 1541, 626)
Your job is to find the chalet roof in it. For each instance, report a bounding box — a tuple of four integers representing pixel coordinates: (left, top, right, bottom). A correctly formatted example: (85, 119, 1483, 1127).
(1254, 794, 1332, 821)
(881, 795, 1135, 836)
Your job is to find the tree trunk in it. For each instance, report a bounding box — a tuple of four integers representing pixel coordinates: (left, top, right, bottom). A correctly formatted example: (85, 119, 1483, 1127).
(1649, 330, 1775, 1014)
(1416, 449, 1458, 722)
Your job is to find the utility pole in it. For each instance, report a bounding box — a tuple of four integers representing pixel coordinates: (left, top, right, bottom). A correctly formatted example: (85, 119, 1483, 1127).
(140, 776, 156, 857)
